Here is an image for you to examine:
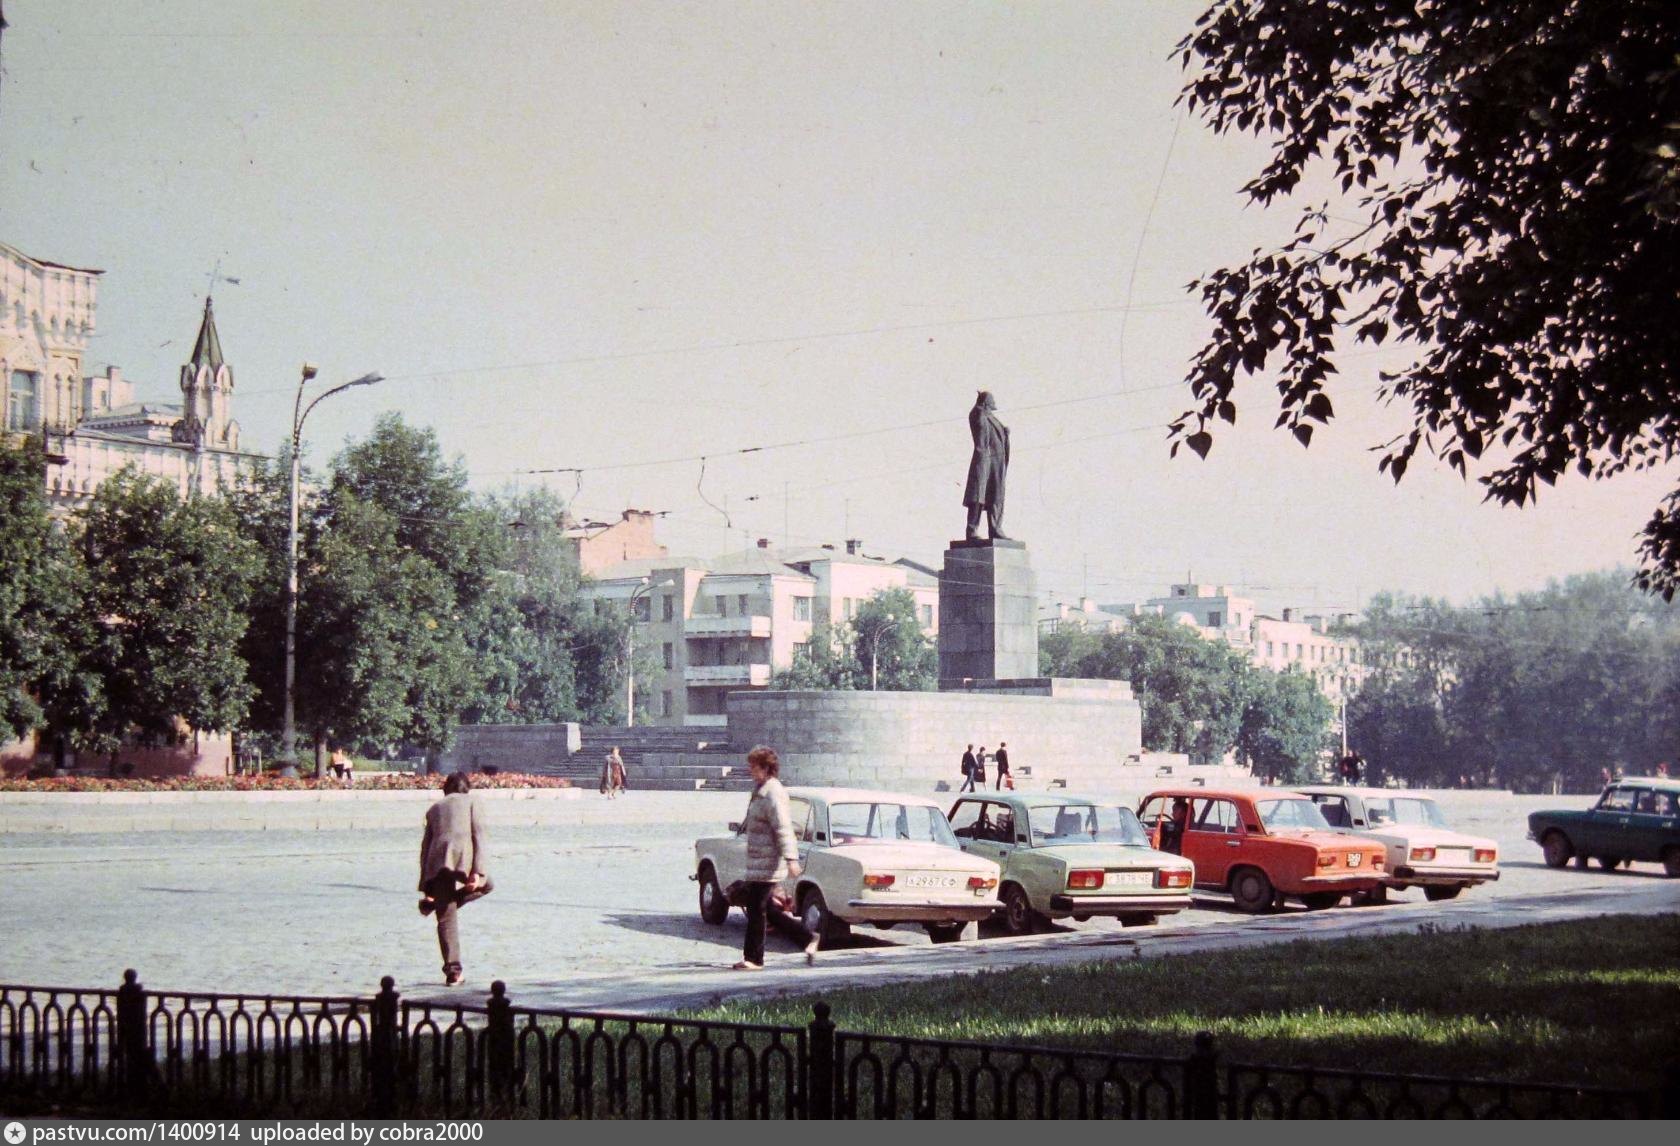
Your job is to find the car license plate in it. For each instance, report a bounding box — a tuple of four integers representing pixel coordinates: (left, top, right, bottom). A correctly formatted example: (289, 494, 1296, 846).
(1108, 871, 1152, 887)
(903, 874, 957, 889)
(1347, 854, 1362, 867)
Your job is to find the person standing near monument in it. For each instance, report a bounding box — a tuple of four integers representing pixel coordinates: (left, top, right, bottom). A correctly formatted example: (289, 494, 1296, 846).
(418, 772, 494, 986)
(973, 746, 989, 789)
(963, 390, 1010, 541)
(994, 742, 1012, 790)
(959, 744, 978, 792)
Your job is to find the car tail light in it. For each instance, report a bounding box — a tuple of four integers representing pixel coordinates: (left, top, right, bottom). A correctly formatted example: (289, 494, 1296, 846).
(863, 874, 895, 889)
(967, 875, 997, 890)
(1155, 868, 1193, 889)
(1317, 854, 1336, 868)
(1474, 848, 1497, 863)
(1370, 852, 1384, 868)
(1066, 869, 1104, 890)
(1410, 847, 1436, 862)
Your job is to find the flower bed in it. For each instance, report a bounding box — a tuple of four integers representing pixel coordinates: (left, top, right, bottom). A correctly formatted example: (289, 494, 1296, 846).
(0, 772, 572, 793)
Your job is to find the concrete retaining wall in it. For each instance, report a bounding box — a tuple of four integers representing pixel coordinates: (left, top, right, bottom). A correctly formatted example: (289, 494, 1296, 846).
(727, 680, 1143, 791)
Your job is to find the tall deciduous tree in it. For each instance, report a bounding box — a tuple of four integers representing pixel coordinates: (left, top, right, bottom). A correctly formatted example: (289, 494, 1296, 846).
(851, 587, 937, 691)
(72, 471, 261, 757)
(0, 436, 88, 743)
(1238, 668, 1336, 783)
(1173, 1, 1680, 596)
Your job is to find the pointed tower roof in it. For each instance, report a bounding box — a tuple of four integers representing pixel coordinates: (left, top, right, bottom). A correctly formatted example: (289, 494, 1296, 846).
(189, 296, 225, 371)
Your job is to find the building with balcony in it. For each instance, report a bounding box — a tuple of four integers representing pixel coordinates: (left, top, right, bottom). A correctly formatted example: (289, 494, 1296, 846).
(583, 537, 939, 727)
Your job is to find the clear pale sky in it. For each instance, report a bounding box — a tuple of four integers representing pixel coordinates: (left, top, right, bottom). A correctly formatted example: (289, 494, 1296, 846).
(2, 1, 1669, 616)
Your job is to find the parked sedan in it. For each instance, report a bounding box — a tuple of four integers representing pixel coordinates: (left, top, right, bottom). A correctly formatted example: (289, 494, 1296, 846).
(1296, 786, 1499, 902)
(693, 787, 1002, 945)
(948, 793, 1193, 933)
(1138, 788, 1386, 912)
(1528, 777, 1680, 876)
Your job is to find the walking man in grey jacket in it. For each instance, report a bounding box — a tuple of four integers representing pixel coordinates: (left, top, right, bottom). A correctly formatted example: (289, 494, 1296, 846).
(419, 772, 494, 985)
(736, 745, 818, 969)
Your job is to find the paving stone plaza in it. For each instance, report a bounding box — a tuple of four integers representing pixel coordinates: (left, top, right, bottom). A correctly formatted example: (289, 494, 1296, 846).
(6, 789, 1677, 1012)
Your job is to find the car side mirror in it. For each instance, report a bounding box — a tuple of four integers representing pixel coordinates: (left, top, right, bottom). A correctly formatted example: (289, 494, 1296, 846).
(1353, 819, 1366, 826)
(728, 821, 743, 834)
(1016, 835, 1028, 844)
(1246, 824, 1261, 834)
(814, 832, 827, 842)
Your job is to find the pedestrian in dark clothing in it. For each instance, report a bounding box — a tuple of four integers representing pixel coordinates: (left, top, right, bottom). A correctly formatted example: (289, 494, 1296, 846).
(994, 743, 1012, 790)
(959, 744, 978, 792)
(418, 772, 494, 986)
(973, 747, 989, 788)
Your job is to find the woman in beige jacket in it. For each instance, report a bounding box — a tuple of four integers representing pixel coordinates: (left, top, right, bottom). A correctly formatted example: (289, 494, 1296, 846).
(735, 746, 818, 970)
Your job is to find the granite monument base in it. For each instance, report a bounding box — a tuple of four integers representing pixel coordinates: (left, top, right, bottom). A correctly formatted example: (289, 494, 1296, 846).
(938, 539, 1039, 687)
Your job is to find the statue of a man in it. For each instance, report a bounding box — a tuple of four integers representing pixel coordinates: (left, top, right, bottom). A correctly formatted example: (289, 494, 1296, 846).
(963, 390, 1010, 541)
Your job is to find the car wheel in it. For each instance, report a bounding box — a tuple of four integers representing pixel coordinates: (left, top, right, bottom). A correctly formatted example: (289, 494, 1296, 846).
(1120, 914, 1158, 927)
(924, 922, 966, 944)
(1598, 856, 1623, 872)
(1072, 914, 1092, 923)
(1301, 892, 1342, 911)
(1540, 831, 1573, 868)
(1423, 885, 1462, 902)
(1663, 848, 1680, 878)
(1229, 867, 1274, 914)
(800, 887, 848, 946)
(697, 864, 729, 925)
(1000, 884, 1046, 935)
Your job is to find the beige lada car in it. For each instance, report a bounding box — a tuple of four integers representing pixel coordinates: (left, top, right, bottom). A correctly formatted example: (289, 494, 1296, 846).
(948, 792, 1194, 933)
(1297, 786, 1499, 902)
(694, 787, 1002, 945)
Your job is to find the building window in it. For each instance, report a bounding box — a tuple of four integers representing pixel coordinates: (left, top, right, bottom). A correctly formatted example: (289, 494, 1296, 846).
(737, 593, 749, 616)
(716, 596, 728, 616)
(1208, 611, 1222, 627)
(662, 642, 673, 670)
(662, 594, 675, 622)
(844, 598, 856, 620)
(793, 596, 812, 622)
(632, 595, 651, 622)
(921, 604, 933, 627)
(7, 371, 40, 431)
(1265, 641, 1274, 657)
(660, 690, 672, 718)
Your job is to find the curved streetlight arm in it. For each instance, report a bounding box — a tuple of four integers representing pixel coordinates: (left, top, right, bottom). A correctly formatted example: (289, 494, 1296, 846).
(868, 617, 903, 691)
(281, 369, 383, 772)
(624, 577, 675, 727)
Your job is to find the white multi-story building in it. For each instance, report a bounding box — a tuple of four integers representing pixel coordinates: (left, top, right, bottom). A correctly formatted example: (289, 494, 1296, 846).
(3, 240, 262, 508)
(585, 538, 939, 727)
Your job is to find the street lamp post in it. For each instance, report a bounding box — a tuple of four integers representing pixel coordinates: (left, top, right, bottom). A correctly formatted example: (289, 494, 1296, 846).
(280, 365, 383, 774)
(868, 616, 902, 691)
(624, 577, 674, 727)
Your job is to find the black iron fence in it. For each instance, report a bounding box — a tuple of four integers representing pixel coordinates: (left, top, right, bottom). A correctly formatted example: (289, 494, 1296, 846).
(1, 972, 1669, 1119)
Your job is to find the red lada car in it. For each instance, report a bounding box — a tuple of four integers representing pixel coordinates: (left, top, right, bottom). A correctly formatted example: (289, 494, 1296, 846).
(1139, 788, 1387, 912)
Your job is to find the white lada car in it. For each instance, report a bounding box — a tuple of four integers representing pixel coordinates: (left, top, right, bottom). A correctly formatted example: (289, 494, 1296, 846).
(1296, 786, 1500, 902)
(693, 787, 1002, 945)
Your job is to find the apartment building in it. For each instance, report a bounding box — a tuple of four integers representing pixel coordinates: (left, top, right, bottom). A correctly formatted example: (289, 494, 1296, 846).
(584, 539, 939, 727)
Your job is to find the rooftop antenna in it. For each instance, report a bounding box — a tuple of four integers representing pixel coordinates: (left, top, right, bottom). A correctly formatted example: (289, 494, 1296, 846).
(204, 258, 242, 300)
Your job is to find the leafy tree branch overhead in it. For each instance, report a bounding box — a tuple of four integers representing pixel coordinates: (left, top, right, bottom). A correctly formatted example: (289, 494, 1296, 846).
(1171, 0, 1680, 596)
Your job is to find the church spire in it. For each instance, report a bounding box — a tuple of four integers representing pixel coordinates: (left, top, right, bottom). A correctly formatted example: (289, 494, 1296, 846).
(189, 295, 224, 372)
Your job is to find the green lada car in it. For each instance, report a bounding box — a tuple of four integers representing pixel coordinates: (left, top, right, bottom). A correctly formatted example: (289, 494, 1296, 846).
(1528, 776, 1680, 876)
(948, 792, 1195, 934)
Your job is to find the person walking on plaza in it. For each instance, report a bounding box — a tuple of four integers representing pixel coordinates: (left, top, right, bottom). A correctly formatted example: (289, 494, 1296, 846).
(973, 746, 989, 789)
(994, 742, 1012, 790)
(418, 772, 494, 986)
(959, 744, 978, 792)
(600, 746, 627, 798)
(735, 745, 818, 970)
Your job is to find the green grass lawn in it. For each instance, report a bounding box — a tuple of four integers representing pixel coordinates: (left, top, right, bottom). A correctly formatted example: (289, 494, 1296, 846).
(690, 915, 1680, 1092)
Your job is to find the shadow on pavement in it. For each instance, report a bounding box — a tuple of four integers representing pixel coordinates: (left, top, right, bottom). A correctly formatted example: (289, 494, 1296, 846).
(602, 910, 898, 953)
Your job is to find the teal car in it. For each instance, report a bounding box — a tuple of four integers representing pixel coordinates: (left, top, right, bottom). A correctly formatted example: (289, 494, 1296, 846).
(948, 792, 1194, 934)
(1528, 777, 1680, 876)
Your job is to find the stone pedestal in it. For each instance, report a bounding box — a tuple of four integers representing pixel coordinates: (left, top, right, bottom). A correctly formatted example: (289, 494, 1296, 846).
(938, 539, 1038, 687)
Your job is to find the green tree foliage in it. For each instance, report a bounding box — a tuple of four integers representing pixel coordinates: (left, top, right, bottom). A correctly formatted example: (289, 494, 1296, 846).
(1039, 615, 1262, 764)
(1238, 668, 1336, 784)
(851, 587, 937, 691)
(0, 436, 88, 741)
(70, 471, 261, 755)
(772, 588, 937, 692)
(462, 488, 632, 726)
(1172, 1, 1680, 597)
(294, 416, 493, 756)
(1348, 573, 1680, 791)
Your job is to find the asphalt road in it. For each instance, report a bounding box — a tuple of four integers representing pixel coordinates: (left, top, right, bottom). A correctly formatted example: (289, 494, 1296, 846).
(6, 790, 1676, 1011)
